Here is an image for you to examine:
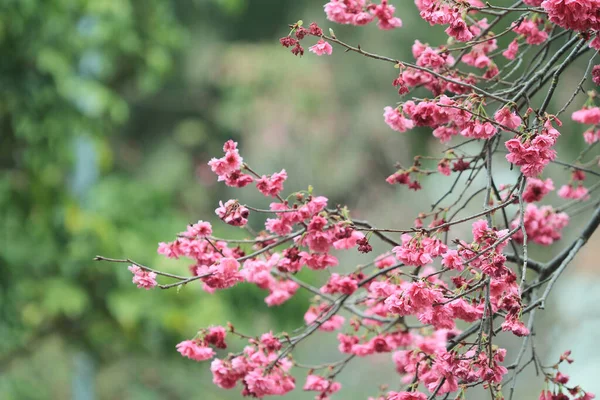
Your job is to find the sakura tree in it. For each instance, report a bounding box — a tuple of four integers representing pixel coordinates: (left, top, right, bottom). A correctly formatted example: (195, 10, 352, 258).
(96, 1, 600, 399)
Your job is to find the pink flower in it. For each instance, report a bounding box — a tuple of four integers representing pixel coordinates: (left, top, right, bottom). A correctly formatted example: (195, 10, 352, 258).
(501, 315, 530, 337)
(505, 121, 559, 177)
(128, 265, 157, 289)
(494, 107, 522, 130)
(337, 333, 360, 354)
(260, 331, 282, 352)
(584, 129, 600, 144)
(332, 229, 364, 250)
(216, 200, 249, 227)
(223, 170, 254, 188)
(385, 281, 442, 316)
(460, 120, 497, 139)
(502, 39, 519, 60)
(265, 215, 294, 236)
(437, 160, 451, 176)
(205, 326, 228, 349)
(594, 65, 600, 86)
(176, 340, 215, 361)
(523, 178, 554, 202)
(208, 140, 243, 179)
(445, 18, 474, 42)
(441, 249, 464, 271)
(558, 183, 590, 200)
(373, 0, 403, 30)
(383, 106, 414, 132)
(512, 204, 569, 245)
(244, 369, 278, 397)
(321, 273, 359, 295)
(210, 358, 244, 389)
(265, 279, 299, 306)
(351, 341, 375, 356)
(256, 169, 287, 197)
(309, 39, 333, 56)
(513, 19, 548, 45)
(375, 254, 396, 269)
(433, 126, 459, 143)
(542, 0, 600, 32)
(184, 220, 213, 238)
(201, 257, 243, 290)
(300, 252, 338, 270)
(242, 258, 276, 290)
(303, 375, 342, 398)
(539, 390, 553, 400)
(392, 234, 444, 266)
(572, 107, 600, 125)
(386, 391, 427, 400)
(555, 371, 569, 384)
(448, 299, 480, 322)
(304, 231, 334, 254)
(324, 1, 352, 24)
(354, 11, 374, 25)
(416, 47, 448, 70)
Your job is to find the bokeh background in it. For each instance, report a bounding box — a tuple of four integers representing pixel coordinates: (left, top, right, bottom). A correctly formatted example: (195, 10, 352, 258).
(1, 1, 599, 399)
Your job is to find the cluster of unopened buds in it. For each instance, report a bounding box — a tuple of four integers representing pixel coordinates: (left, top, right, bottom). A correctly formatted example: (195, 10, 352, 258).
(96, 0, 600, 399)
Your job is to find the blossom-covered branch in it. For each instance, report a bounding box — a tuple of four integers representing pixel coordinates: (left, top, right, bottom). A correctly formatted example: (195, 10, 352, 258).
(97, 1, 600, 399)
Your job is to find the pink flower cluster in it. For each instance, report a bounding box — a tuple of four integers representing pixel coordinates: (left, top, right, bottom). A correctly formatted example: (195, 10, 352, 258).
(392, 234, 447, 267)
(572, 106, 600, 144)
(309, 39, 333, 56)
(494, 107, 522, 131)
(416, 0, 484, 42)
(523, 178, 555, 203)
(558, 184, 590, 201)
(324, 0, 402, 30)
(208, 140, 254, 188)
(303, 374, 341, 399)
(512, 17, 549, 45)
(176, 326, 227, 362)
(512, 204, 570, 245)
(321, 272, 360, 295)
(503, 39, 519, 60)
(505, 119, 561, 177)
(593, 65, 600, 86)
(385, 170, 422, 191)
(450, 219, 515, 280)
(558, 171, 590, 201)
(176, 340, 216, 361)
(538, 352, 596, 399)
(542, 0, 600, 32)
(216, 200, 250, 227)
(389, 334, 509, 395)
(114, 0, 600, 389)
(196, 257, 244, 291)
(144, 82, 594, 396)
(128, 265, 157, 289)
(241, 254, 300, 306)
(384, 96, 509, 145)
(256, 169, 287, 197)
(210, 334, 295, 397)
(157, 221, 247, 293)
(383, 106, 414, 133)
(280, 22, 325, 57)
(386, 392, 427, 400)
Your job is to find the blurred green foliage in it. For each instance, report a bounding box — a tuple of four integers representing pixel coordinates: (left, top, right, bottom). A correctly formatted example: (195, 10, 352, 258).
(0, 0, 314, 398)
